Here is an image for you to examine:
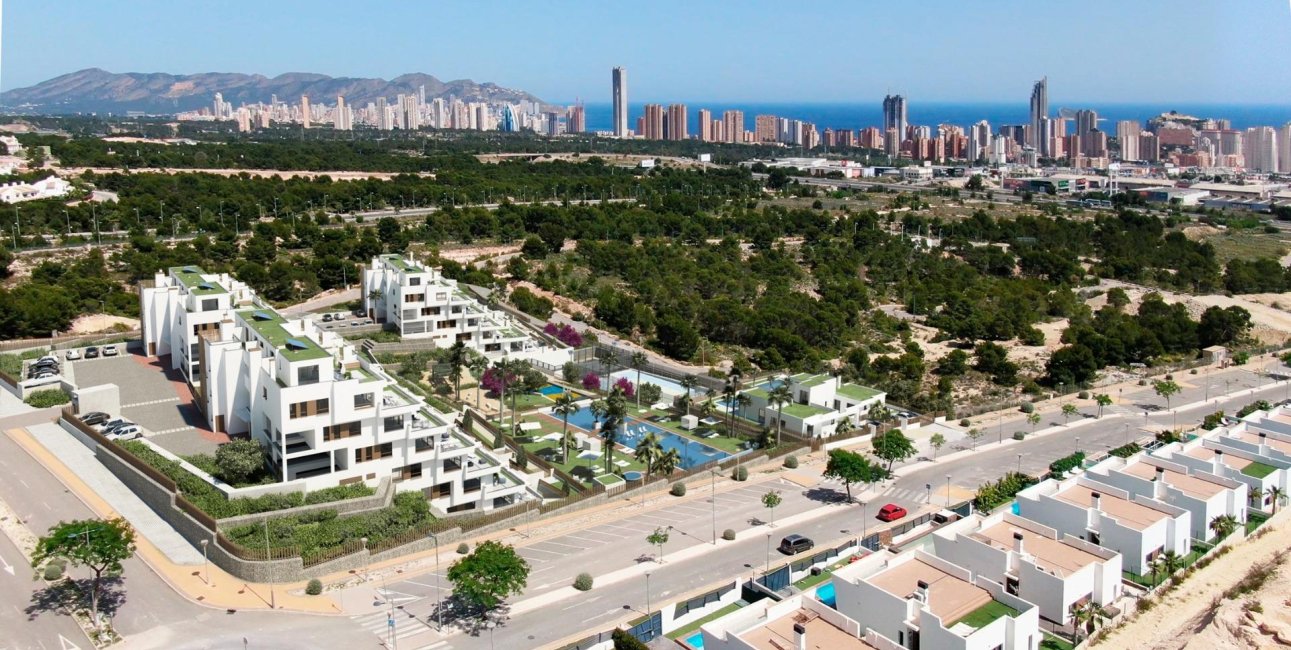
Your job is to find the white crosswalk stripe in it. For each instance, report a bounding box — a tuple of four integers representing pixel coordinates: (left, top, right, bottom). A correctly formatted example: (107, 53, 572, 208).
(121, 397, 181, 408)
(352, 611, 439, 643)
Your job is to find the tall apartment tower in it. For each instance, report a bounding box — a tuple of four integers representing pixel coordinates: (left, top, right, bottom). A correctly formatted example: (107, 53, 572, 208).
(1117, 120, 1142, 161)
(301, 95, 312, 129)
(1244, 126, 1279, 172)
(754, 115, 778, 143)
(1029, 78, 1048, 150)
(567, 105, 586, 133)
(1075, 109, 1098, 137)
(697, 109, 713, 142)
(722, 110, 744, 143)
(881, 95, 907, 156)
(642, 104, 664, 140)
(334, 96, 351, 130)
(612, 67, 628, 137)
(968, 120, 991, 161)
(667, 104, 687, 140)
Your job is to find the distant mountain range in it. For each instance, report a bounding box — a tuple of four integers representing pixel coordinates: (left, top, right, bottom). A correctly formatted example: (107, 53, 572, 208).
(0, 68, 551, 115)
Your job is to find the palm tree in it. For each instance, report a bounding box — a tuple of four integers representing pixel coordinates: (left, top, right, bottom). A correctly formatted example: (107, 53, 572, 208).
(1094, 394, 1113, 419)
(635, 432, 662, 477)
(680, 376, 698, 415)
(468, 356, 489, 409)
(599, 389, 628, 474)
(1209, 514, 1238, 541)
(767, 384, 793, 447)
(552, 392, 579, 464)
(653, 448, 681, 477)
(447, 341, 468, 400)
(732, 393, 752, 436)
(1266, 485, 1285, 515)
(1070, 600, 1106, 644)
(697, 399, 715, 424)
(630, 351, 648, 408)
(1158, 550, 1182, 585)
(835, 417, 855, 438)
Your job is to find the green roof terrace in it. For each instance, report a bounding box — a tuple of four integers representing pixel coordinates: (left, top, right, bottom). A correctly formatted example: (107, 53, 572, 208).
(381, 254, 423, 273)
(170, 266, 227, 295)
(236, 309, 331, 362)
(837, 383, 883, 401)
(779, 402, 833, 419)
(790, 372, 833, 388)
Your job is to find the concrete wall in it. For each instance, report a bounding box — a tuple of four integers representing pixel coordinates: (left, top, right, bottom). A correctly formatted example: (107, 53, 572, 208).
(72, 383, 120, 417)
(217, 477, 395, 529)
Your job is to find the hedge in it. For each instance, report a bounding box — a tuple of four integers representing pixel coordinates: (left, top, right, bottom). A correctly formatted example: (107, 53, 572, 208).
(1048, 451, 1086, 479)
(974, 472, 1038, 511)
(223, 492, 430, 556)
(1108, 442, 1142, 458)
(25, 389, 71, 408)
(118, 441, 374, 519)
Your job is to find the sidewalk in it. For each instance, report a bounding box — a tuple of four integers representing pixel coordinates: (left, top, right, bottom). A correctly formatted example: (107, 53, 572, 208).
(4, 424, 342, 616)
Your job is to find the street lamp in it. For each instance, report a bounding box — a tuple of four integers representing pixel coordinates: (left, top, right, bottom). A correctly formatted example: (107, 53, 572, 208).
(945, 475, 952, 508)
(765, 534, 772, 574)
(200, 538, 211, 586)
(644, 572, 652, 619)
(711, 468, 718, 545)
(1076, 436, 1081, 454)
(1016, 453, 1022, 474)
(427, 532, 442, 631)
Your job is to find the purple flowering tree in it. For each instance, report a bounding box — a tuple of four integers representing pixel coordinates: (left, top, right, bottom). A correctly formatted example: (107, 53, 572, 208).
(582, 372, 601, 391)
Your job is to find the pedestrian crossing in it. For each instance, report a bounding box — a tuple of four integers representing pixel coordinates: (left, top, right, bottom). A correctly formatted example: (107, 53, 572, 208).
(352, 610, 446, 647)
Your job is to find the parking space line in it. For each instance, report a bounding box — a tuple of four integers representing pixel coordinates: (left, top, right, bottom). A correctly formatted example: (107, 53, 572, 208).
(531, 540, 587, 551)
(121, 397, 181, 408)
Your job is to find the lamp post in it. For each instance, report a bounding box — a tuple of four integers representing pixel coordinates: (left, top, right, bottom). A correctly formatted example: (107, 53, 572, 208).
(765, 534, 771, 574)
(263, 520, 275, 609)
(360, 537, 369, 582)
(861, 501, 868, 541)
(644, 572, 652, 620)
(200, 539, 211, 586)
(945, 475, 952, 508)
(427, 532, 442, 631)
(1076, 436, 1081, 454)
(1016, 453, 1022, 474)
(711, 468, 717, 545)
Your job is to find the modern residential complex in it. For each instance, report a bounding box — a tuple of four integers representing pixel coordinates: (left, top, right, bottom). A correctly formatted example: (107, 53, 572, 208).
(140, 265, 534, 513)
(360, 254, 571, 365)
(742, 373, 886, 438)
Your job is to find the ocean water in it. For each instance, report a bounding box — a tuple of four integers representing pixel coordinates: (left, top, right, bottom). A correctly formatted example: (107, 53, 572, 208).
(564, 102, 1291, 134)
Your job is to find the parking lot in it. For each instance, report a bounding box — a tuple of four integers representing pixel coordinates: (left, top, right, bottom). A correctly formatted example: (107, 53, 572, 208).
(69, 348, 223, 456)
(307, 311, 382, 335)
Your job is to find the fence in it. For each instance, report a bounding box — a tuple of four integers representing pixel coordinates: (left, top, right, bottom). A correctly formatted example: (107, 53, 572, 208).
(0, 329, 141, 353)
(62, 408, 178, 491)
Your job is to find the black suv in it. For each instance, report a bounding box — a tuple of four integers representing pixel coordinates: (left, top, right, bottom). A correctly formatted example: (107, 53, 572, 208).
(778, 534, 815, 555)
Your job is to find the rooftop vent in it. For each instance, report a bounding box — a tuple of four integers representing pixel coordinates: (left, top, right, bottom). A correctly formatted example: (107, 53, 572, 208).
(185, 266, 199, 273)
(198, 283, 214, 290)
(285, 338, 309, 351)
(252, 310, 274, 321)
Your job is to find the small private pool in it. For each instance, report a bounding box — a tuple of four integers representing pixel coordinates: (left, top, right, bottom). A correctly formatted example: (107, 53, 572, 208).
(815, 582, 837, 608)
(685, 632, 704, 649)
(1011, 501, 1020, 515)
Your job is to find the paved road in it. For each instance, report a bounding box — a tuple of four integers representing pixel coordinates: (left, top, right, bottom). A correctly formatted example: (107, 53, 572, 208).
(0, 523, 91, 650)
(0, 428, 378, 650)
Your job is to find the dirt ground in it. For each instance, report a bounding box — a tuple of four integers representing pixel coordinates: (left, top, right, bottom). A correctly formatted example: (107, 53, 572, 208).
(69, 314, 139, 333)
(1096, 280, 1291, 347)
(1095, 515, 1291, 649)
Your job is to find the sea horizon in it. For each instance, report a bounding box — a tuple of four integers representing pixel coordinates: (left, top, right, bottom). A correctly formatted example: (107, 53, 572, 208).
(553, 100, 1291, 134)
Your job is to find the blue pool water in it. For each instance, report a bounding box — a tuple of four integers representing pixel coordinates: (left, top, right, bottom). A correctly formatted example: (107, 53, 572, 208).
(562, 405, 730, 469)
(604, 369, 689, 397)
(815, 582, 837, 608)
(686, 632, 704, 649)
(538, 384, 565, 396)
(1011, 501, 1020, 515)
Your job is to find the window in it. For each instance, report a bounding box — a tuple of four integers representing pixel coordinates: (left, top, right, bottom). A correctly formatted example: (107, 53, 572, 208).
(193, 322, 219, 336)
(384, 416, 404, 432)
(297, 365, 320, 385)
(323, 421, 361, 441)
(288, 398, 329, 419)
(429, 482, 451, 498)
(354, 442, 393, 463)
(409, 277, 421, 286)
(404, 293, 424, 303)
(201, 298, 218, 312)
(396, 463, 422, 480)
(354, 393, 374, 409)
(421, 307, 440, 316)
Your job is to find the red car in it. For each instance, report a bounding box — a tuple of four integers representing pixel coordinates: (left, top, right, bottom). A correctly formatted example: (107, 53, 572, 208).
(877, 503, 908, 522)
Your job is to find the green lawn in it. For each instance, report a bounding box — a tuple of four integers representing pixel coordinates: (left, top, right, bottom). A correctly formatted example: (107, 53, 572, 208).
(1040, 632, 1076, 650)
(1241, 461, 1277, 479)
(954, 600, 1019, 629)
(505, 392, 556, 412)
(1246, 512, 1270, 535)
(666, 602, 743, 640)
(793, 570, 834, 590)
(520, 436, 647, 487)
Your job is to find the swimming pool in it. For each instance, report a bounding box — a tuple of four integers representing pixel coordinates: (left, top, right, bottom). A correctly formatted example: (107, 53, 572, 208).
(815, 582, 837, 608)
(604, 369, 691, 397)
(560, 405, 730, 470)
(685, 632, 705, 649)
(538, 384, 565, 396)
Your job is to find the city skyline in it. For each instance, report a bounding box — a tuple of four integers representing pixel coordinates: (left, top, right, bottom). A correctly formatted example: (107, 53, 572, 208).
(4, 0, 1291, 104)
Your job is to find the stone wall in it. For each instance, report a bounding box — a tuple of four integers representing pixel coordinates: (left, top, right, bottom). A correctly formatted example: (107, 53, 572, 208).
(216, 477, 395, 529)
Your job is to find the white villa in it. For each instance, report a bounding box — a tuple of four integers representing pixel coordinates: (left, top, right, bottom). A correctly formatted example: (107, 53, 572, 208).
(743, 373, 886, 438)
(0, 174, 71, 203)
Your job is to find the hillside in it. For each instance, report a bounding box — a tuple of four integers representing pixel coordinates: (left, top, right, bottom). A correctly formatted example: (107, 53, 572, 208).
(0, 68, 551, 115)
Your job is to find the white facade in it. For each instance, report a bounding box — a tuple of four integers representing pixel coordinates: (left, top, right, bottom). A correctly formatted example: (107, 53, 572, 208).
(932, 513, 1122, 625)
(1087, 455, 1247, 541)
(1016, 477, 1190, 575)
(701, 593, 879, 650)
(831, 548, 1041, 650)
(1152, 428, 1290, 514)
(0, 175, 71, 203)
(141, 266, 533, 513)
(362, 255, 568, 365)
(745, 373, 886, 438)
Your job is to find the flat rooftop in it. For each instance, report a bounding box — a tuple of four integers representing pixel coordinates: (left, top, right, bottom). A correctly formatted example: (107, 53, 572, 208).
(236, 309, 331, 362)
(380, 254, 423, 273)
(781, 402, 833, 419)
(790, 373, 832, 388)
(1184, 446, 1252, 471)
(170, 265, 226, 295)
(1243, 422, 1291, 455)
(1055, 484, 1168, 531)
(1121, 462, 1226, 499)
(738, 608, 876, 650)
(837, 383, 882, 401)
(972, 521, 1102, 577)
(866, 557, 993, 627)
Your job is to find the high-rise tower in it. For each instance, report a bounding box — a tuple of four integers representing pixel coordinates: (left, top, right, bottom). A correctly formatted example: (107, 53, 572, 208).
(1029, 78, 1048, 150)
(882, 95, 907, 156)
(612, 67, 628, 137)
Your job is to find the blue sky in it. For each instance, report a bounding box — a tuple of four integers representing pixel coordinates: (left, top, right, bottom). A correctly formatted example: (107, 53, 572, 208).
(3, 0, 1288, 104)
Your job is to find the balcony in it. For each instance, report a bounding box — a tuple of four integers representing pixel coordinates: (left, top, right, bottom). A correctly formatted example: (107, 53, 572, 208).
(280, 431, 312, 455)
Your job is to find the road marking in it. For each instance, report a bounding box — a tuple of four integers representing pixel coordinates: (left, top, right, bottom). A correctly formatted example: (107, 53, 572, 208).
(121, 397, 181, 408)
(0, 551, 12, 576)
(151, 426, 196, 436)
(532, 540, 586, 551)
(59, 635, 83, 650)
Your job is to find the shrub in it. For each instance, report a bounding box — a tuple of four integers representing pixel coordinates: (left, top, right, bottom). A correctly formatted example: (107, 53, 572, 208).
(457, 543, 470, 555)
(214, 439, 268, 485)
(1012, 431, 1026, 441)
(731, 466, 748, 482)
(783, 455, 799, 469)
(43, 563, 63, 581)
(1019, 402, 1035, 414)
(573, 572, 594, 591)
(959, 419, 970, 427)
(305, 579, 323, 595)
(670, 482, 687, 497)
(1109, 442, 1142, 458)
(1189, 368, 1198, 375)
(722, 529, 736, 541)
(1078, 390, 1089, 399)
(973, 472, 1037, 511)
(223, 493, 432, 558)
(24, 389, 71, 408)
(1048, 451, 1086, 479)
(612, 628, 649, 650)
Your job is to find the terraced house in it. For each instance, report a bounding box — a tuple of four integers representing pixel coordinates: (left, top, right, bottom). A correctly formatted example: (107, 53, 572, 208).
(362, 254, 569, 365)
(141, 266, 533, 514)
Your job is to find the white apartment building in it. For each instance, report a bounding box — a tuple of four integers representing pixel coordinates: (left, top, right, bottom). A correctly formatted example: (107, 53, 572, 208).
(1016, 477, 1190, 575)
(1087, 455, 1247, 541)
(1153, 438, 1288, 514)
(362, 254, 569, 364)
(0, 174, 72, 203)
(831, 549, 1041, 650)
(701, 593, 881, 650)
(141, 266, 533, 514)
(931, 513, 1122, 626)
(744, 373, 887, 438)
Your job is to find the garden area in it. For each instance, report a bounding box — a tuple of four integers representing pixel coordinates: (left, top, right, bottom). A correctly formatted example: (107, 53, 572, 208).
(117, 440, 374, 519)
(222, 492, 433, 561)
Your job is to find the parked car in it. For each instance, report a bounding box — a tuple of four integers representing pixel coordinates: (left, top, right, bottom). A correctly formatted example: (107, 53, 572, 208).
(65, 349, 81, 360)
(100, 419, 130, 433)
(333, 312, 346, 321)
(80, 412, 110, 426)
(85, 347, 100, 359)
(102, 346, 119, 357)
(322, 314, 333, 322)
(36, 355, 59, 365)
(778, 534, 815, 555)
(31, 359, 59, 370)
(106, 425, 142, 440)
(877, 503, 908, 522)
(350, 321, 360, 326)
